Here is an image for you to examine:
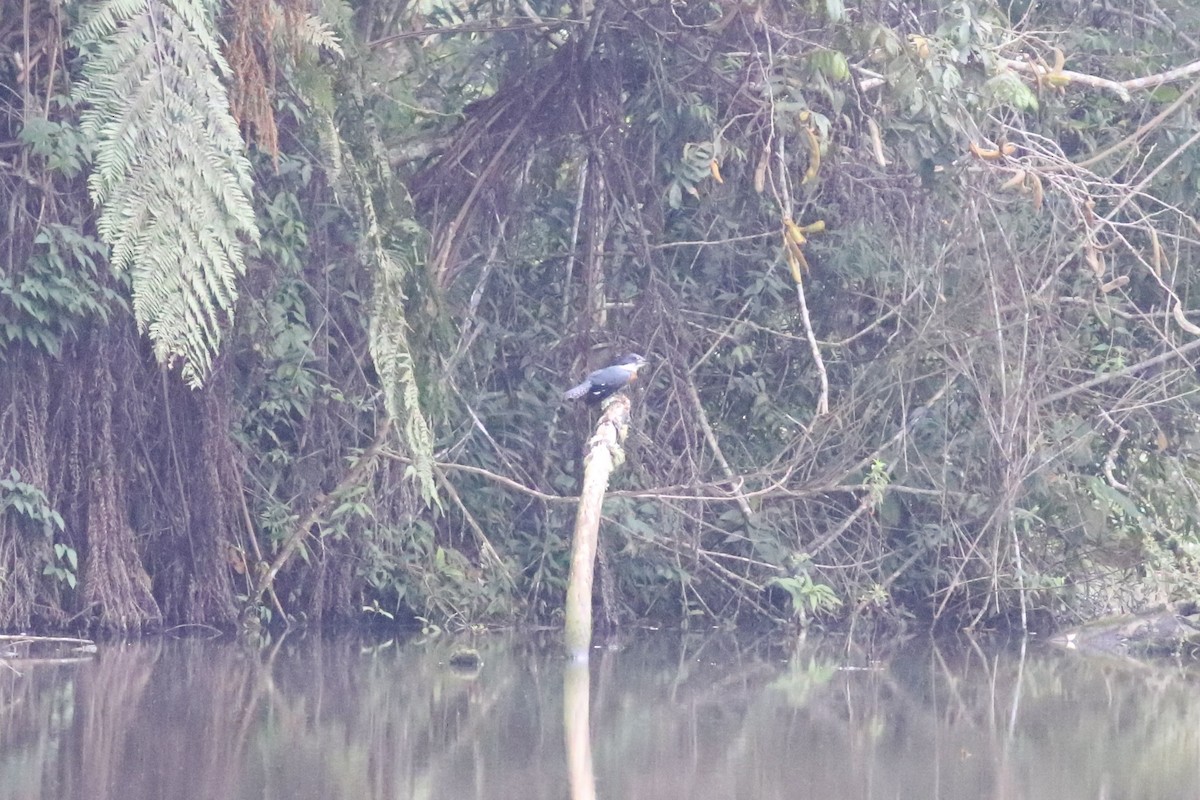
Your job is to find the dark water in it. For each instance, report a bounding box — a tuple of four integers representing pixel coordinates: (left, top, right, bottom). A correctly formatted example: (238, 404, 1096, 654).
(1, 630, 1199, 799)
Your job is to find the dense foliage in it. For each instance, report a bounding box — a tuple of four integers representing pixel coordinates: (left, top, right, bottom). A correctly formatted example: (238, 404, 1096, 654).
(3, 0, 1200, 632)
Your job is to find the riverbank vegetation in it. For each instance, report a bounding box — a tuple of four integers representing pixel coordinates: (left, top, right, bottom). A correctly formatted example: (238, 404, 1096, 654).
(3, 0, 1200, 632)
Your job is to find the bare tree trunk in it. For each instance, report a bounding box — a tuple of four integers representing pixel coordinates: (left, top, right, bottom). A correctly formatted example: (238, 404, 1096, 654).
(564, 395, 633, 658)
(81, 350, 162, 631)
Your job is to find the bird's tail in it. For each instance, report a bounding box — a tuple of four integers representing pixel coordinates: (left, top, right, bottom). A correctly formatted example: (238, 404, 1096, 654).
(562, 381, 590, 400)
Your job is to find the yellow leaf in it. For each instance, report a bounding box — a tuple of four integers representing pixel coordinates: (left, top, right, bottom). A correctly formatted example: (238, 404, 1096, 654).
(784, 218, 809, 247)
(999, 169, 1027, 191)
(969, 141, 1002, 160)
(867, 118, 888, 167)
(1027, 172, 1043, 211)
(754, 146, 769, 193)
(784, 243, 807, 284)
(802, 127, 821, 184)
(908, 35, 930, 60)
(1099, 275, 1127, 294)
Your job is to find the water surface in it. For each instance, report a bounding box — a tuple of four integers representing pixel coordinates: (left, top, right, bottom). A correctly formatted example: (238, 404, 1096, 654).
(1, 631, 1198, 799)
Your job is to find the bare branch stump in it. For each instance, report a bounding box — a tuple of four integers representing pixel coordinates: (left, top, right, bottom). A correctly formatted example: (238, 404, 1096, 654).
(564, 394, 633, 659)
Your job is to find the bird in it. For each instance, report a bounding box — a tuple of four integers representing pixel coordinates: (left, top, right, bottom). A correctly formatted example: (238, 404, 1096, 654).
(562, 353, 649, 405)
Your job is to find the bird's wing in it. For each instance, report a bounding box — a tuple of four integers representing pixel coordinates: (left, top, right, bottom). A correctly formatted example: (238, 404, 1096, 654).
(562, 380, 591, 400)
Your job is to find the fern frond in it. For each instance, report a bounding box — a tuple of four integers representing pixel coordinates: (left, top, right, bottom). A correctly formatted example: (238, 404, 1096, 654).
(369, 246, 437, 504)
(334, 132, 437, 504)
(287, 13, 344, 58)
(72, 0, 259, 386)
(72, 0, 151, 42)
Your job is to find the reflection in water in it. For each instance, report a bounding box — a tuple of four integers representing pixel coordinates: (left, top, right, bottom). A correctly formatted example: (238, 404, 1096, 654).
(1, 632, 1199, 799)
(563, 661, 596, 800)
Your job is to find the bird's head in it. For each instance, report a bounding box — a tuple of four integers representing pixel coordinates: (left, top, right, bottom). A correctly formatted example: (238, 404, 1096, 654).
(611, 353, 648, 384)
(615, 353, 648, 371)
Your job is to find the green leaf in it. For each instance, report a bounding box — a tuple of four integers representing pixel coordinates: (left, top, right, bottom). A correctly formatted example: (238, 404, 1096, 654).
(667, 181, 683, 209)
(983, 70, 1038, 111)
(1150, 85, 1181, 103)
(1088, 477, 1141, 519)
(809, 50, 850, 83)
(18, 117, 59, 156)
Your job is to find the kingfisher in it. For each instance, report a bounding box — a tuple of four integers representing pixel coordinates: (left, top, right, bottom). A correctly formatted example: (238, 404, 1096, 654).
(562, 353, 649, 405)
